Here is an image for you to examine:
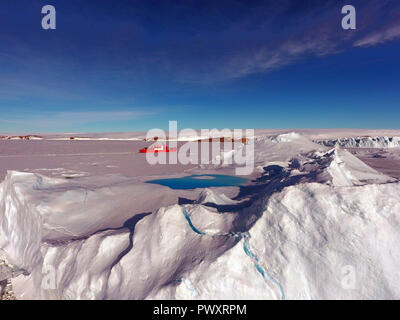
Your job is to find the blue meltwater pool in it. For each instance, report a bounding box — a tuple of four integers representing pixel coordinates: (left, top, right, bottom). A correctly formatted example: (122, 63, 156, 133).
(145, 174, 247, 190)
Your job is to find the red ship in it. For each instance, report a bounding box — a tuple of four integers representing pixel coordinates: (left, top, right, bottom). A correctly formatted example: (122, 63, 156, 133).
(139, 144, 177, 153)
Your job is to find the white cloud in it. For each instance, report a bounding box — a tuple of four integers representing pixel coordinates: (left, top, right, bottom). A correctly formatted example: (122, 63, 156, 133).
(55, 111, 151, 122)
(0, 110, 154, 129)
(217, 36, 340, 81)
(354, 24, 400, 47)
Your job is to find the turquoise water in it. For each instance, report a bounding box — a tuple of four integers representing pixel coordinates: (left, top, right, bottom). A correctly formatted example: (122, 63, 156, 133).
(146, 174, 247, 190)
(182, 209, 206, 235)
(179, 208, 285, 300)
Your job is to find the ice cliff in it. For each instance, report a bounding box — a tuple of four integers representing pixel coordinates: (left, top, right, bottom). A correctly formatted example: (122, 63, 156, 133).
(315, 136, 400, 148)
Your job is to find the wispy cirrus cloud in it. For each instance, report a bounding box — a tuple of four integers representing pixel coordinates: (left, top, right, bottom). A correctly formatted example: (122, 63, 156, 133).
(219, 36, 341, 81)
(354, 24, 400, 47)
(2, 0, 399, 87)
(170, 0, 400, 83)
(54, 111, 153, 123)
(0, 110, 155, 130)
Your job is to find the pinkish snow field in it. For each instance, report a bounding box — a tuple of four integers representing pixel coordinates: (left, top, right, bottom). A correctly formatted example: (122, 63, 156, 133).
(1, 129, 399, 182)
(0, 140, 198, 181)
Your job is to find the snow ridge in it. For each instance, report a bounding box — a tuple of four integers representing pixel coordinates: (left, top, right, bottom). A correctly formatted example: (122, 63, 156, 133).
(327, 146, 396, 186)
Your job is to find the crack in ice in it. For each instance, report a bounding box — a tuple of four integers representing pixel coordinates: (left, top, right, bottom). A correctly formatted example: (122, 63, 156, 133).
(181, 208, 285, 300)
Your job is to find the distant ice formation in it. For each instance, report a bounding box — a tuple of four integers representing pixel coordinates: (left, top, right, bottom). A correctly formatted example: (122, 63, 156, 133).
(315, 136, 400, 148)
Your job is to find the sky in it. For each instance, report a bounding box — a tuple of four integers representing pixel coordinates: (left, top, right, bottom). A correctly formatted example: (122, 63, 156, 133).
(0, 0, 399, 133)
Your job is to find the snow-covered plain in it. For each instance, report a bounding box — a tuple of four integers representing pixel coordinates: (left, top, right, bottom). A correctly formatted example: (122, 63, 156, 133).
(0, 130, 400, 299)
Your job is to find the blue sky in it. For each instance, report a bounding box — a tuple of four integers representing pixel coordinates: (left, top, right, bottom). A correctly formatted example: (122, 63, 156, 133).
(0, 0, 399, 133)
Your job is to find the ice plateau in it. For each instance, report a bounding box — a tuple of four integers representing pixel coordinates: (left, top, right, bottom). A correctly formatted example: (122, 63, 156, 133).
(1, 132, 400, 299)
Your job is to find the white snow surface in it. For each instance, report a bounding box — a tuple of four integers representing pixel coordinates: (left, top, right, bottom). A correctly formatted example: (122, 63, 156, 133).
(196, 188, 238, 205)
(1, 132, 400, 299)
(151, 182, 400, 300)
(327, 147, 396, 186)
